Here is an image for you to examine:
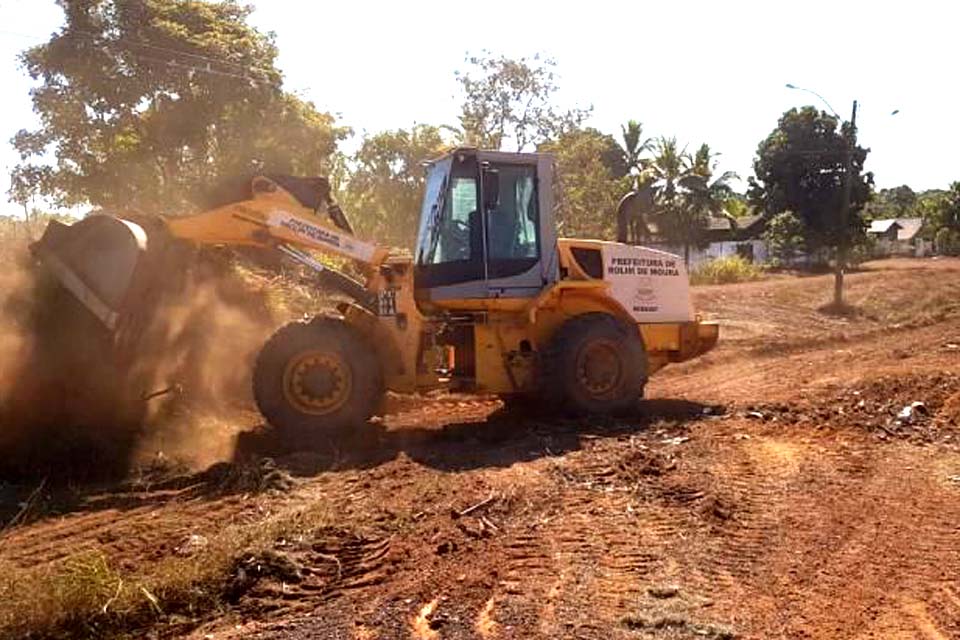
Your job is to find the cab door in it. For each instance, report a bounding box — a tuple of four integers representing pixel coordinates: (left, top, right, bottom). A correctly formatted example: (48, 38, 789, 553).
(481, 158, 552, 299)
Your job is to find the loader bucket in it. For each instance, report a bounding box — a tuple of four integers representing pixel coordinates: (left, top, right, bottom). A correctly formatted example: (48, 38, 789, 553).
(30, 216, 150, 331)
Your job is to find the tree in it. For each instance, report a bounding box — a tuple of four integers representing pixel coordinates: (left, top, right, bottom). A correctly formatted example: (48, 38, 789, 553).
(9, 0, 347, 215)
(340, 125, 448, 250)
(763, 211, 807, 266)
(748, 106, 873, 304)
(457, 52, 591, 151)
(921, 182, 960, 253)
(934, 182, 960, 230)
(617, 120, 652, 187)
(673, 144, 738, 265)
(724, 195, 751, 219)
(645, 136, 688, 204)
(935, 227, 960, 256)
(883, 185, 917, 217)
(540, 128, 631, 239)
(649, 144, 734, 266)
(686, 144, 738, 209)
(641, 138, 696, 265)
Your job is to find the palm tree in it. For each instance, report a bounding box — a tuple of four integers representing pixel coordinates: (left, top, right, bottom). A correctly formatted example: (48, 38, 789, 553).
(646, 141, 739, 266)
(645, 136, 689, 203)
(618, 120, 652, 188)
(684, 144, 739, 220)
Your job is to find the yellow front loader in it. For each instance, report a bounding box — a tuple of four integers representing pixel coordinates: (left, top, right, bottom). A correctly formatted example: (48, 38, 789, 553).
(32, 148, 718, 440)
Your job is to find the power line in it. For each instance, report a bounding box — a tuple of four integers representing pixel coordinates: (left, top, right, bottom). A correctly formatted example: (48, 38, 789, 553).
(71, 28, 278, 77)
(131, 51, 271, 83)
(0, 26, 279, 81)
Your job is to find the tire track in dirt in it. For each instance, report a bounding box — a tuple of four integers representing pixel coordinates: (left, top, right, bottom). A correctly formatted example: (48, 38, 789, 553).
(666, 427, 960, 639)
(488, 443, 716, 637)
(227, 532, 392, 621)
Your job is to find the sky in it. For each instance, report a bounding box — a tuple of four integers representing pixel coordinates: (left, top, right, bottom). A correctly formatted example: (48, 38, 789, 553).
(1, 0, 958, 215)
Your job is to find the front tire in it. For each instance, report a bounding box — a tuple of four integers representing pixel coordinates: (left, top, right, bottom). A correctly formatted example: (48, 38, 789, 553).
(541, 313, 647, 416)
(253, 318, 383, 442)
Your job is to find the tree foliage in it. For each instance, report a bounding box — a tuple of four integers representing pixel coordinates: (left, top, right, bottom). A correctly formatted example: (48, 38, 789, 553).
(871, 185, 917, 218)
(763, 211, 807, 266)
(641, 140, 736, 265)
(931, 182, 960, 231)
(540, 128, 630, 239)
(457, 52, 591, 151)
(340, 125, 448, 250)
(617, 120, 651, 185)
(9, 0, 347, 215)
(748, 107, 873, 252)
(724, 195, 750, 219)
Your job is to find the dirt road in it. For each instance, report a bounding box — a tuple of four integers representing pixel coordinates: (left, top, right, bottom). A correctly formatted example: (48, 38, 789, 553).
(3, 258, 960, 639)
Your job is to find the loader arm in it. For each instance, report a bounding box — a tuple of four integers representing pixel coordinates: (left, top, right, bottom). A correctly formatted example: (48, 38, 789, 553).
(30, 174, 392, 332)
(164, 175, 390, 269)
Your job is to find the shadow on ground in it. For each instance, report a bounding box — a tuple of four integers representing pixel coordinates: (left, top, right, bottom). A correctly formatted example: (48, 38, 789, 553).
(235, 398, 721, 477)
(0, 398, 721, 529)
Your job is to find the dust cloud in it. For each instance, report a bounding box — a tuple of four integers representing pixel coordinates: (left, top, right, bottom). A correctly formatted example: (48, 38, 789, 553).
(0, 247, 278, 481)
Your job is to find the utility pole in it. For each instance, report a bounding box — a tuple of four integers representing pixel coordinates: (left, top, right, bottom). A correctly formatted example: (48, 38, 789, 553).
(834, 99, 858, 308)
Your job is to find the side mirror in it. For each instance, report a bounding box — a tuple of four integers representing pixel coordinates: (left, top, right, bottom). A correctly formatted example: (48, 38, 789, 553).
(482, 169, 500, 210)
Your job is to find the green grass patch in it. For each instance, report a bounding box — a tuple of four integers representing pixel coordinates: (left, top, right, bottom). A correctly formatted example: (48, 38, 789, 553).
(691, 256, 765, 285)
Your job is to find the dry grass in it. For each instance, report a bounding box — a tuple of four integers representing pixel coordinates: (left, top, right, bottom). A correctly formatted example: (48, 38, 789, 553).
(0, 493, 335, 639)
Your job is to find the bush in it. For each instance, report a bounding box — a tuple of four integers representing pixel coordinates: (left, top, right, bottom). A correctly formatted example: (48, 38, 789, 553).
(935, 227, 960, 256)
(691, 255, 764, 285)
(762, 211, 806, 267)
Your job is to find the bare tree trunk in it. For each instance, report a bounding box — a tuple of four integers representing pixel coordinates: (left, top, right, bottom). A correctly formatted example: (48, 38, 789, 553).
(833, 245, 846, 307)
(834, 100, 858, 309)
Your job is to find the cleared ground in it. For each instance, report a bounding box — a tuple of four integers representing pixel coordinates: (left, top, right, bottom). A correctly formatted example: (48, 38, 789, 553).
(2, 258, 960, 639)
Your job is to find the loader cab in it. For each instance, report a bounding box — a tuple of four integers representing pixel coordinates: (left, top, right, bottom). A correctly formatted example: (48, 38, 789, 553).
(414, 148, 558, 305)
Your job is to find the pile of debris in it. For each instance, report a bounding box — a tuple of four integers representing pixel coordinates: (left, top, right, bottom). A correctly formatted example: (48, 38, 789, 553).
(742, 373, 960, 443)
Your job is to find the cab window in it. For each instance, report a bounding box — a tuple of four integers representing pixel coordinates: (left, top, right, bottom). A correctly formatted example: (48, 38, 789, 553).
(421, 173, 479, 264)
(485, 164, 540, 277)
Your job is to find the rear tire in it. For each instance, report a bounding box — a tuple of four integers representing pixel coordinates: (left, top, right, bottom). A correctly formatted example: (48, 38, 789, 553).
(541, 313, 647, 416)
(253, 318, 383, 443)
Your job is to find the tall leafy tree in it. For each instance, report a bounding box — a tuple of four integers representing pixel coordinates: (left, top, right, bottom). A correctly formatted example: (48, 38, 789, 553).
(885, 185, 918, 217)
(540, 128, 630, 239)
(9, 0, 347, 215)
(748, 106, 872, 303)
(340, 125, 448, 250)
(457, 52, 591, 151)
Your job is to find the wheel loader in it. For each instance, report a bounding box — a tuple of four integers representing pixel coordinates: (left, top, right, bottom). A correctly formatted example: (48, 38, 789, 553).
(31, 148, 718, 439)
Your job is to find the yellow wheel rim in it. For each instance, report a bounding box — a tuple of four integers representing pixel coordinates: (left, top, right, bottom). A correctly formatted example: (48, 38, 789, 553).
(576, 339, 623, 397)
(282, 350, 352, 416)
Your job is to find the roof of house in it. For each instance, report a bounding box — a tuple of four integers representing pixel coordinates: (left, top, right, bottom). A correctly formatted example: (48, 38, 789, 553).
(645, 213, 768, 242)
(704, 213, 767, 236)
(869, 219, 900, 234)
(869, 218, 922, 241)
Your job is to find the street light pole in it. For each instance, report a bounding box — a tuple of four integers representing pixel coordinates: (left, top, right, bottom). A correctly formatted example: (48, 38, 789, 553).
(835, 99, 858, 308)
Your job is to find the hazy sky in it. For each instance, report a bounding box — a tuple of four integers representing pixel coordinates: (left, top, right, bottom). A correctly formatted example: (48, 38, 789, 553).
(1, 0, 957, 214)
